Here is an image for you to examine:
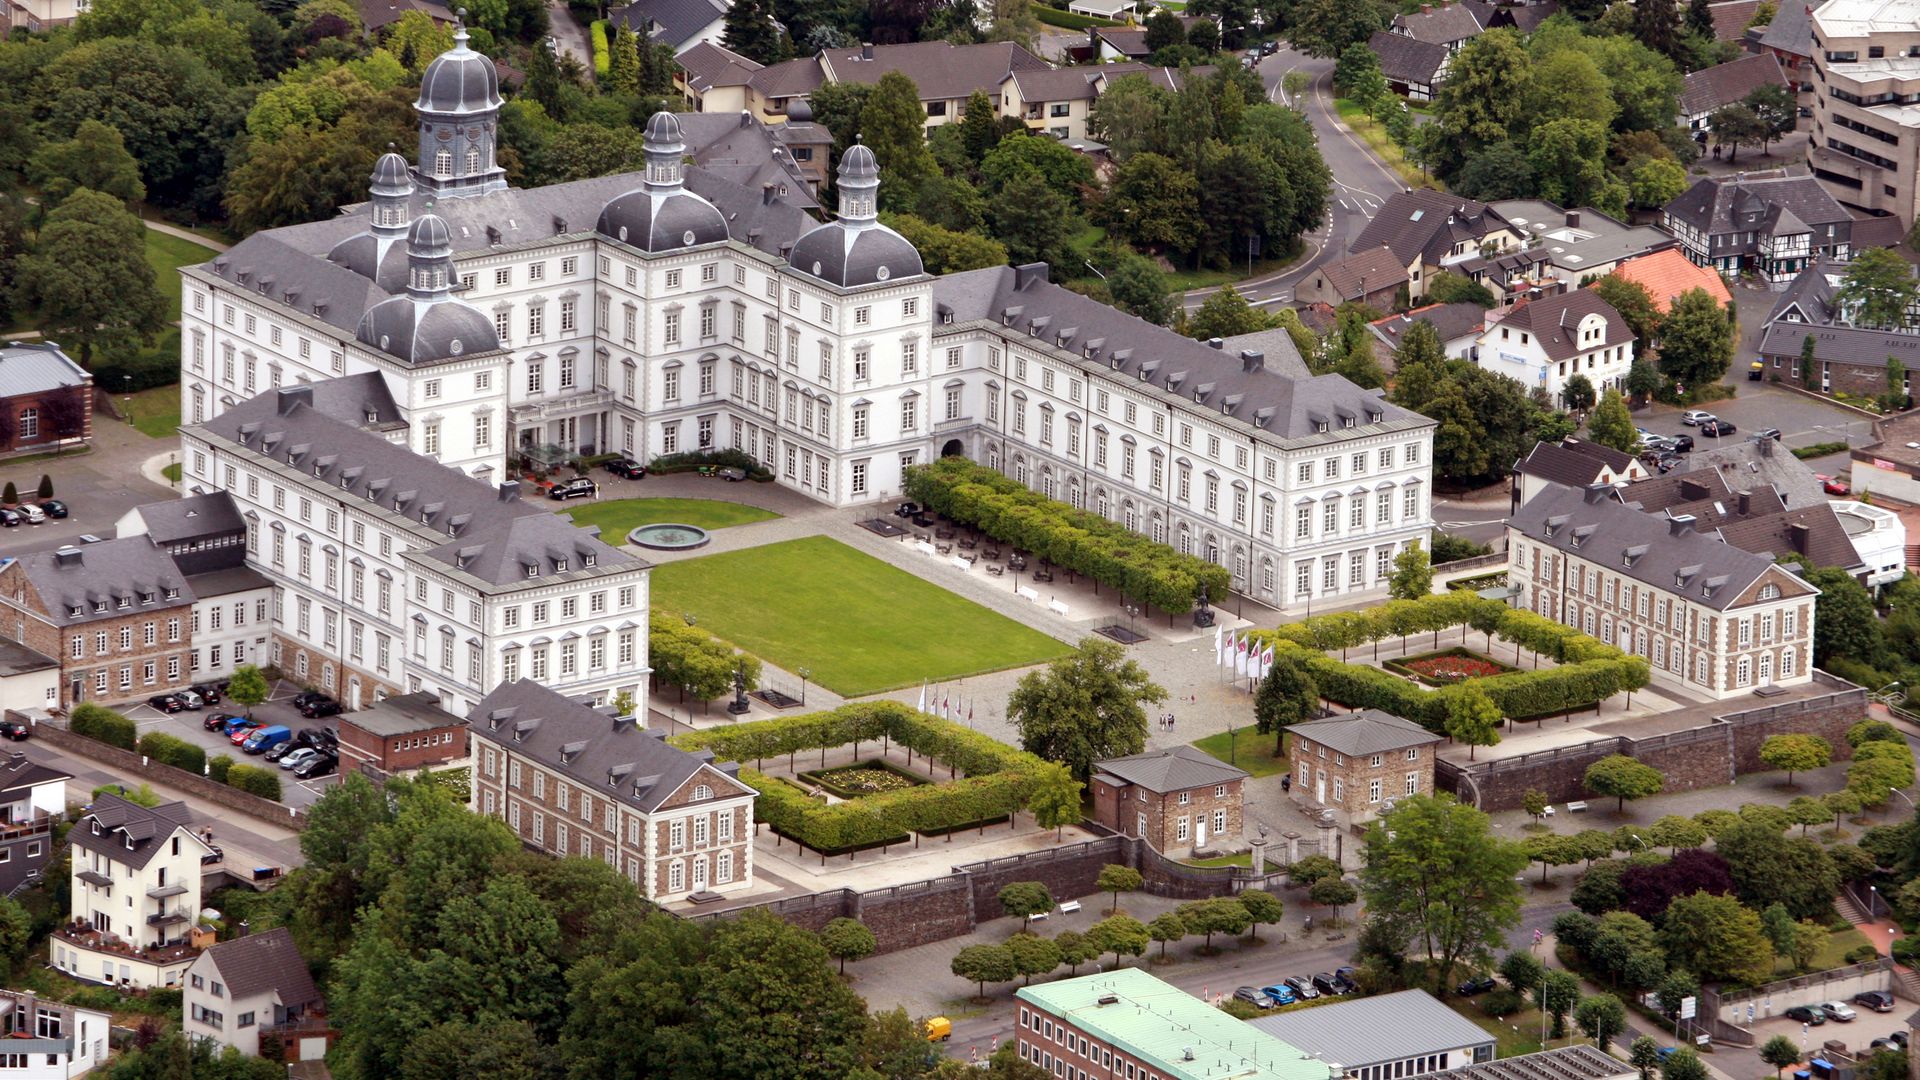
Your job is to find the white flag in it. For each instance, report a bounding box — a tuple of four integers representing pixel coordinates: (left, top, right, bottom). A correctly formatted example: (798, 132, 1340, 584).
(1213, 624, 1225, 667)
(917, 681, 927, 713)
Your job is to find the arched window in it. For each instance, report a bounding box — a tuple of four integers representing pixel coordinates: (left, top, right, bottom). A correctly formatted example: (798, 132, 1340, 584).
(1758, 583, 1781, 600)
(434, 148, 452, 177)
(466, 147, 480, 174)
(692, 784, 712, 800)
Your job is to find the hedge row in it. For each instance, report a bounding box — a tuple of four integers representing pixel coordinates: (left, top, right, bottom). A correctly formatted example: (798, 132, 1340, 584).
(70, 704, 136, 750)
(590, 20, 610, 77)
(226, 764, 281, 802)
(903, 457, 1230, 614)
(651, 612, 763, 702)
(668, 701, 1049, 852)
(137, 732, 205, 775)
(1253, 593, 1650, 730)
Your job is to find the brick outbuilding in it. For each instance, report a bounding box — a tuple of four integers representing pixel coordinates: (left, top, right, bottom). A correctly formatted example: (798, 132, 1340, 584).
(1090, 745, 1247, 858)
(1288, 710, 1441, 826)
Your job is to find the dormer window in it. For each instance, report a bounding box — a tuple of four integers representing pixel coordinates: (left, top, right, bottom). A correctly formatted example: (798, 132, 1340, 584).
(554, 559, 568, 573)
(92, 602, 107, 614)
(525, 564, 539, 579)
(584, 554, 596, 567)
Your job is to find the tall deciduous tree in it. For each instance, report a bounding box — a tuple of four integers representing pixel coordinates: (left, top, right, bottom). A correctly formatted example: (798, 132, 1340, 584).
(1185, 285, 1277, 340)
(860, 71, 937, 210)
(1444, 686, 1502, 761)
(1288, 0, 1390, 58)
(988, 172, 1073, 268)
(1389, 541, 1433, 600)
(1657, 287, 1736, 392)
(13, 188, 166, 368)
(1839, 246, 1918, 329)
(1009, 638, 1166, 782)
(1588, 388, 1639, 453)
(1657, 891, 1774, 984)
(1029, 762, 1085, 840)
(27, 120, 145, 208)
(1098, 152, 1202, 255)
(1360, 795, 1527, 994)
(722, 0, 791, 63)
(1254, 653, 1317, 755)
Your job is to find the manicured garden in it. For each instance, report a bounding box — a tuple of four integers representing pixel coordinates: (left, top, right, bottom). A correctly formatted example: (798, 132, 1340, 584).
(562, 496, 780, 534)
(650, 535, 1072, 696)
(1387, 646, 1520, 686)
(799, 760, 930, 798)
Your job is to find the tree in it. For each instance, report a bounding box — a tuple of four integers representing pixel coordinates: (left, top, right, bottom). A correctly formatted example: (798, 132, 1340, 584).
(1009, 637, 1166, 783)
(1523, 789, 1549, 824)
(35, 475, 52, 500)
(1635, 0, 1680, 58)
(1630, 1037, 1663, 1080)
(1593, 274, 1664, 351)
(1526, 833, 1582, 884)
(1709, 104, 1769, 162)
(1253, 654, 1317, 755)
(1807, 566, 1879, 667)
(1426, 271, 1498, 308)
(860, 71, 937, 211)
(1148, 912, 1187, 958)
(28, 119, 145, 207)
(1145, 8, 1187, 52)
(1575, 993, 1628, 1051)
(1175, 897, 1252, 951)
(1663, 1050, 1710, 1080)
(1361, 795, 1527, 994)
(1629, 156, 1689, 209)
(1098, 152, 1202, 255)
(997, 882, 1055, 930)
(1644, 814, 1706, 853)
(1239, 888, 1285, 939)
(1055, 930, 1099, 975)
(1087, 913, 1150, 968)
(1658, 890, 1774, 984)
(1444, 687, 1502, 761)
(1583, 754, 1664, 813)
(1562, 373, 1598, 413)
(1746, 80, 1797, 149)
(1500, 951, 1545, 998)
(722, 0, 790, 63)
(882, 213, 1008, 275)
(1625, 359, 1664, 404)
(1005, 933, 1062, 985)
(1029, 762, 1084, 840)
(227, 665, 270, 717)
(1539, 970, 1580, 1037)
(1839, 246, 1918, 330)
(988, 172, 1074, 268)
(1657, 287, 1736, 393)
(981, 134, 1095, 200)
(1105, 252, 1175, 326)
(1528, 118, 1611, 208)
(1308, 875, 1358, 923)
(818, 917, 875, 975)
(13, 188, 166, 368)
(951, 943, 1017, 1000)
(1451, 142, 1535, 201)
(1186, 285, 1277, 340)
(1759, 734, 1833, 787)
(1715, 821, 1840, 919)
(1433, 30, 1534, 165)
(1389, 541, 1433, 600)
(1097, 865, 1143, 914)
(1288, 0, 1390, 57)
(1587, 389, 1637, 453)
(1761, 1035, 1803, 1078)
(1290, 854, 1342, 885)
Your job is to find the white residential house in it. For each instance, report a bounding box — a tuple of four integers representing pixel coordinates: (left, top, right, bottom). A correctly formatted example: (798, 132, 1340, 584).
(54, 794, 213, 989)
(1475, 292, 1635, 409)
(0, 990, 108, 1079)
(182, 928, 326, 1061)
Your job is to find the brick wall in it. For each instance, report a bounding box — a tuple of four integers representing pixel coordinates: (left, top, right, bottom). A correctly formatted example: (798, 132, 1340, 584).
(0, 384, 92, 455)
(338, 720, 467, 772)
(29, 719, 307, 829)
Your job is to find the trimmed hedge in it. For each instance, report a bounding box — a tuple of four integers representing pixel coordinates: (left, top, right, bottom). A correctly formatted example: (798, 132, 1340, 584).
(651, 611, 763, 702)
(904, 457, 1230, 614)
(590, 20, 610, 77)
(1036, 6, 1122, 28)
(1251, 592, 1650, 731)
(669, 700, 1051, 853)
(225, 764, 281, 802)
(70, 703, 136, 750)
(208, 754, 233, 784)
(648, 447, 775, 481)
(136, 732, 206, 775)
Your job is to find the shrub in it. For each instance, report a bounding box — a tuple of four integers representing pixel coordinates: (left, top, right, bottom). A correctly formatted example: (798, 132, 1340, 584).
(1480, 989, 1526, 1017)
(1431, 534, 1493, 564)
(225, 764, 281, 802)
(208, 754, 233, 784)
(590, 19, 609, 77)
(136, 732, 205, 775)
(70, 703, 136, 750)
(647, 447, 774, 480)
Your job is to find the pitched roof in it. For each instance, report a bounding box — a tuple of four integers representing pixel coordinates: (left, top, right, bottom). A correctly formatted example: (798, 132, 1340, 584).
(1315, 245, 1411, 300)
(1287, 710, 1439, 756)
(0, 752, 69, 797)
(1852, 213, 1907, 250)
(1436, 1046, 1636, 1080)
(1713, 502, 1862, 570)
(608, 0, 727, 48)
(675, 40, 763, 93)
(1758, 0, 1813, 57)
(1509, 482, 1810, 611)
(1370, 302, 1487, 350)
(1709, 0, 1765, 40)
(1217, 327, 1313, 379)
(1759, 316, 1920, 371)
(469, 680, 746, 813)
(1008, 62, 1217, 102)
(199, 928, 322, 1008)
(1094, 745, 1247, 793)
(817, 41, 1050, 101)
(1351, 189, 1514, 267)
(746, 57, 827, 98)
(1673, 434, 1829, 510)
(1245, 990, 1494, 1068)
(1369, 29, 1449, 85)
(672, 112, 822, 211)
(1607, 249, 1733, 313)
(1091, 26, 1153, 57)
(1488, 199, 1677, 275)
(1391, 2, 1489, 45)
(132, 491, 246, 546)
(71, 793, 201, 871)
(8, 537, 193, 628)
(1681, 53, 1788, 117)
(1491, 291, 1631, 363)
(357, 0, 452, 32)
(1513, 438, 1635, 487)
(1663, 173, 1851, 239)
(0, 343, 88, 401)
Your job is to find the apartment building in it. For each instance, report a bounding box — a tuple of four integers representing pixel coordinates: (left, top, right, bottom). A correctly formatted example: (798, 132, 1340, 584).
(0, 541, 193, 709)
(56, 793, 213, 989)
(469, 680, 755, 903)
(1507, 482, 1818, 700)
(1806, 0, 1920, 225)
(115, 492, 275, 685)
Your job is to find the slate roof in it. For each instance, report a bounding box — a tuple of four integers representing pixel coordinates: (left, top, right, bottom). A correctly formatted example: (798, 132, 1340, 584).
(9, 538, 193, 628)
(1664, 173, 1852, 240)
(0, 753, 70, 797)
(1513, 438, 1636, 487)
(0, 343, 89, 401)
(1758, 0, 1814, 57)
(469, 680, 745, 813)
(1217, 327, 1313, 379)
(357, 0, 452, 32)
(1245, 990, 1493, 1069)
(71, 793, 199, 872)
(1315, 245, 1412, 300)
(1674, 434, 1830, 510)
(1006, 62, 1217, 102)
(191, 384, 646, 589)
(343, 691, 464, 738)
(128, 491, 245, 546)
(1091, 26, 1154, 57)
(746, 57, 827, 99)
(1681, 53, 1789, 117)
(816, 41, 1050, 101)
(1607, 249, 1733, 312)
(1351, 189, 1514, 267)
(933, 264, 1433, 446)
(1489, 200, 1676, 275)
(609, 0, 727, 49)
(1369, 30, 1450, 86)
(1287, 710, 1439, 757)
(0, 639, 56, 680)
(1391, 2, 1489, 45)
(198, 928, 322, 1008)
(184, 565, 274, 599)
(1853, 213, 1907, 250)
(1094, 745, 1248, 793)
(675, 40, 763, 93)
(1491, 291, 1631, 363)
(1709, 0, 1765, 41)
(1370, 302, 1488, 352)
(1759, 317, 1920, 371)
(1510, 482, 1808, 611)
(1714, 502, 1862, 569)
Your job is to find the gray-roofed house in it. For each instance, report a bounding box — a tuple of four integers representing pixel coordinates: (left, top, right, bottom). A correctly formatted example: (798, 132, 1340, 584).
(1349, 190, 1525, 302)
(999, 62, 1217, 140)
(1756, 259, 1920, 397)
(1369, 302, 1488, 374)
(1661, 172, 1851, 285)
(0, 750, 71, 895)
(0, 539, 195, 709)
(468, 679, 756, 903)
(1245, 989, 1496, 1078)
(0, 342, 92, 455)
(1510, 437, 1651, 514)
(182, 927, 327, 1061)
(609, 0, 728, 55)
(1680, 54, 1791, 132)
(1369, 30, 1451, 101)
(1298, 245, 1412, 309)
(338, 690, 468, 776)
(1507, 482, 1818, 699)
(740, 41, 1052, 129)
(0, 638, 59, 718)
(675, 40, 765, 114)
(57, 793, 214, 988)
(1488, 201, 1678, 284)
(1286, 711, 1440, 824)
(1390, 1, 1492, 52)
(115, 490, 275, 687)
(1216, 327, 1313, 380)
(1475, 290, 1635, 409)
(1091, 746, 1248, 857)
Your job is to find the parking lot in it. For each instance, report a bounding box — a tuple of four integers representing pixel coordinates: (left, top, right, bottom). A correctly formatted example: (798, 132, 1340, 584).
(119, 678, 342, 810)
(1725, 998, 1910, 1075)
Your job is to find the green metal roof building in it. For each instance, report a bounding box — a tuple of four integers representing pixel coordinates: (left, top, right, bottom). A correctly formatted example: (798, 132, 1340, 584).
(1015, 968, 1333, 1080)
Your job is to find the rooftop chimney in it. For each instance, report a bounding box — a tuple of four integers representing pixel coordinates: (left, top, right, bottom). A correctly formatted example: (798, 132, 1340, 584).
(1669, 514, 1697, 536)
(237, 919, 250, 937)
(1679, 478, 1711, 501)
(762, 182, 776, 205)
(1583, 483, 1611, 504)
(276, 385, 314, 416)
(1013, 263, 1049, 291)
(498, 480, 522, 503)
(861, 42, 874, 60)
(1757, 436, 1774, 457)
(1241, 349, 1264, 372)
(1737, 491, 1751, 516)
(740, 109, 752, 128)
(1789, 521, 1812, 553)
(613, 715, 637, 734)
(1566, 211, 1581, 228)
(53, 548, 82, 567)
(1207, 337, 1224, 350)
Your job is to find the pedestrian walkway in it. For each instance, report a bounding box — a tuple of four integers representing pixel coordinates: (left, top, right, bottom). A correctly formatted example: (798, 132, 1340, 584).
(143, 218, 228, 252)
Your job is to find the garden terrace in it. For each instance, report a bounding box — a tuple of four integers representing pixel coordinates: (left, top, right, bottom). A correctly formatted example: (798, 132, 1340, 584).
(1253, 592, 1651, 731)
(668, 701, 1052, 859)
(1386, 647, 1522, 686)
(903, 457, 1231, 616)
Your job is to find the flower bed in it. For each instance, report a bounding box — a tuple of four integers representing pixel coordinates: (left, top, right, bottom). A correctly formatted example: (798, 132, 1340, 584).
(1386, 647, 1520, 687)
(799, 759, 931, 799)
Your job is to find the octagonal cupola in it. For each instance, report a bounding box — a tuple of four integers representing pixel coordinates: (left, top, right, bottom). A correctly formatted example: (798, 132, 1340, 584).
(593, 111, 728, 253)
(413, 14, 507, 198)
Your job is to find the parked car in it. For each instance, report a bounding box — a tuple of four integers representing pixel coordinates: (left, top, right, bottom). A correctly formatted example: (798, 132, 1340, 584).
(293, 752, 338, 779)
(1818, 1001, 1857, 1022)
(1700, 420, 1738, 437)
(289, 690, 328, 709)
(0, 510, 18, 527)
(293, 727, 331, 750)
(1311, 973, 1345, 996)
(1261, 39, 1279, 54)
(204, 712, 243, 732)
(1667, 434, 1694, 453)
(1754, 427, 1783, 441)
(220, 716, 259, 737)
(36, 500, 66, 518)
(242, 725, 292, 755)
(1332, 968, 1358, 994)
(0, 719, 29, 741)
(1820, 474, 1852, 496)
(1456, 975, 1498, 996)
(1785, 1005, 1827, 1025)
(229, 722, 263, 745)
(716, 466, 748, 481)
(175, 690, 204, 710)
(604, 457, 647, 480)
(1682, 410, 1717, 426)
(1283, 976, 1320, 1000)
(1890, 1030, 1909, 1048)
(298, 697, 343, 719)
(146, 694, 185, 714)
(278, 747, 321, 772)
(15, 504, 44, 525)
(548, 477, 598, 500)
(1259, 983, 1297, 1006)
(191, 681, 225, 705)
(264, 740, 298, 762)
(1233, 987, 1276, 1009)
(1855, 990, 1895, 1013)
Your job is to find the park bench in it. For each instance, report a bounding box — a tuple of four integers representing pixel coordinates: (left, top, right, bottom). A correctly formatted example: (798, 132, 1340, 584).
(1566, 801, 1589, 813)
(1029, 910, 1050, 923)
(1058, 901, 1083, 915)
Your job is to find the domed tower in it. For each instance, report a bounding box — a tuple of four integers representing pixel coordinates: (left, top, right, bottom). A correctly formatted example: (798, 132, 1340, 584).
(414, 17, 506, 198)
(594, 112, 729, 252)
(788, 141, 923, 289)
(369, 150, 414, 238)
(356, 214, 499, 366)
(327, 151, 418, 290)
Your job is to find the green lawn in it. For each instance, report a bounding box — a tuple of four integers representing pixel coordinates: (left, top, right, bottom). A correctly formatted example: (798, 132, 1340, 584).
(123, 384, 180, 440)
(1447, 999, 1550, 1058)
(143, 229, 219, 313)
(1333, 99, 1441, 190)
(1190, 727, 1289, 777)
(1794, 927, 1874, 973)
(1184, 852, 1253, 868)
(650, 535, 1074, 695)
(562, 496, 780, 534)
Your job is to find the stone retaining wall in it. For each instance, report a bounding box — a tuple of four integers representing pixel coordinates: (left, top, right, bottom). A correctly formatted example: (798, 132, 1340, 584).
(28, 720, 307, 829)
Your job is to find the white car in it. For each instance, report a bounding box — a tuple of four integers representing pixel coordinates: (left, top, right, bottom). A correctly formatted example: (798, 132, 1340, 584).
(277, 747, 319, 772)
(1819, 1000, 1858, 1022)
(15, 504, 44, 524)
(1682, 410, 1716, 426)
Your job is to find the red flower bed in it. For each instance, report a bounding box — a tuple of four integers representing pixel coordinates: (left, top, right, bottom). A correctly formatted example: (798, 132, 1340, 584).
(1404, 654, 1511, 683)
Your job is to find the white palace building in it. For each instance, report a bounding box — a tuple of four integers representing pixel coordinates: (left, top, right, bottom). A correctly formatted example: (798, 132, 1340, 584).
(173, 27, 1435, 617)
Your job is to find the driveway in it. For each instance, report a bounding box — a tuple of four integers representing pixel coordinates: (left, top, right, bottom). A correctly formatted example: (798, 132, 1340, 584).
(546, 0, 594, 70)
(0, 410, 176, 555)
(119, 679, 341, 811)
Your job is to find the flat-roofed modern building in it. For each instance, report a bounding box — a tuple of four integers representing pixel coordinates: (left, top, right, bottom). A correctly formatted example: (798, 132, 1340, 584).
(1244, 990, 1496, 1080)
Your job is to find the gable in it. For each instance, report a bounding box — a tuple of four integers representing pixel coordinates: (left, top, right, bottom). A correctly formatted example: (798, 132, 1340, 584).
(1730, 564, 1817, 607)
(654, 763, 753, 812)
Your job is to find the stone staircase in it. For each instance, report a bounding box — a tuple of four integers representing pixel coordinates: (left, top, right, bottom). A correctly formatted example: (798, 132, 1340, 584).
(1836, 891, 1870, 925)
(1835, 891, 1920, 999)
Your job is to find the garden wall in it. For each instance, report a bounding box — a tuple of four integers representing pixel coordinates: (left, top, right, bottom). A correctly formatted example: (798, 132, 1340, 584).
(1722, 673, 1866, 774)
(29, 718, 307, 829)
(1706, 958, 1892, 1032)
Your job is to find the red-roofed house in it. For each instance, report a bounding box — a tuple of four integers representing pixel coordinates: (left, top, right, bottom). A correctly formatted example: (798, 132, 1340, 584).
(1606, 249, 1734, 313)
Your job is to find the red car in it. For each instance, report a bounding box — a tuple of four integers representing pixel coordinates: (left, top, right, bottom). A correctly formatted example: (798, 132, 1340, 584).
(228, 722, 262, 745)
(1818, 474, 1852, 496)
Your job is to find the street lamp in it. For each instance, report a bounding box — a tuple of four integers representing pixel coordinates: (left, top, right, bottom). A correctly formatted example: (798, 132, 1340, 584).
(797, 666, 811, 707)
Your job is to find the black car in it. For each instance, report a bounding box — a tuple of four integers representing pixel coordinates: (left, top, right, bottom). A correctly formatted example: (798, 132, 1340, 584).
(36, 500, 67, 518)
(1784, 1005, 1827, 1025)
(1700, 419, 1738, 437)
(548, 477, 598, 501)
(1890, 1030, 1909, 1048)
(1456, 975, 1498, 996)
(0, 509, 18, 528)
(191, 682, 224, 705)
(298, 697, 343, 719)
(293, 752, 338, 779)
(294, 727, 328, 750)
(263, 741, 297, 762)
(146, 694, 185, 714)
(1311, 973, 1344, 996)
(290, 690, 329, 709)
(204, 712, 243, 732)
(1667, 434, 1694, 453)
(604, 458, 647, 480)
(1331, 968, 1358, 994)
(0, 719, 29, 742)
(1855, 990, 1895, 1013)
(1282, 976, 1320, 1000)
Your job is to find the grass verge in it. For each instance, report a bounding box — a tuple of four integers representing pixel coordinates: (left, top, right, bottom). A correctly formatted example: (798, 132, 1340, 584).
(124, 385, 181, 440)
(562, 496, 780, 534)
(143, 228, 219, 314)
(1189, 727, 1288, 778)
(1333, 98, 1439, 190)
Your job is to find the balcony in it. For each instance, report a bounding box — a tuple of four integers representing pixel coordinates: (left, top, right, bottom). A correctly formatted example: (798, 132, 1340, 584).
(0, 812, 53, 842)
(76, 870, 112, 888)
(509, 389, 616, 425)
(146, 908, 191, 928)
(146, 883, 189, 900)
(55, 921, 198, 966)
